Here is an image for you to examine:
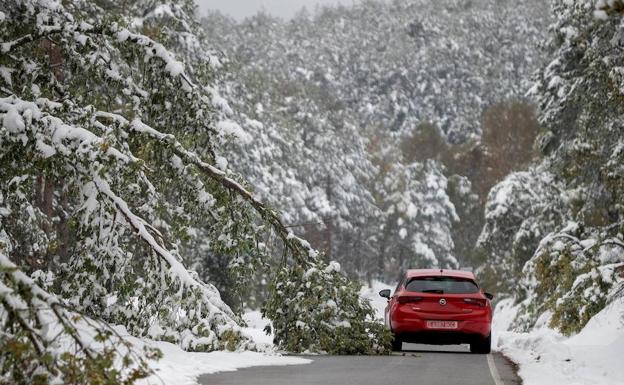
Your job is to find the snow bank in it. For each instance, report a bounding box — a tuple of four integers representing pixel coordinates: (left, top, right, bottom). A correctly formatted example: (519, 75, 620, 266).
(493, 297, 624, 385)
(241, 310, 274, 347)
(138, 340, 310, 385)
(126, 328, 311, 385)
(129, 310, 308, 385)
(360, 280, 395, 321)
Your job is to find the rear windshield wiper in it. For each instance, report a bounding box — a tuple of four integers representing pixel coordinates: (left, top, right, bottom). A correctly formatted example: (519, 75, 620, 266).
(422, 289, 444, 294)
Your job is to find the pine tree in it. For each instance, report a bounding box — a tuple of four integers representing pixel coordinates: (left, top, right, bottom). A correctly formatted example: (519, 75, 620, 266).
(0, 2, 391, 383)
(201, 0, 549, 282)
(480, 0, 624, 334)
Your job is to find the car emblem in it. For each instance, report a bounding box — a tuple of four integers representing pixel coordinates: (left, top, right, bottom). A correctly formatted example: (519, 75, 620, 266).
(439, 299, 447, 306)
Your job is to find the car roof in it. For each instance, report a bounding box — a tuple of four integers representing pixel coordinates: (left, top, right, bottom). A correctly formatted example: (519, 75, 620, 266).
(405, 269, 476, 280)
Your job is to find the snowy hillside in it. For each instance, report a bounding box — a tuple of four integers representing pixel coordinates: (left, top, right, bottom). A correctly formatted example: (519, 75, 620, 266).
(493, 298, 624, 385)
(2, 0, 624, 384)
(202, 0, 550, 283)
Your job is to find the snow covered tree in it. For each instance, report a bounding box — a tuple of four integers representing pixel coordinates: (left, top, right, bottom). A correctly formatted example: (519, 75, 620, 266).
(446, 174, 482, 266)
(476, 169, 567, 294)
(263, 260, 391, 354)
(513, 222, 624, 335)
(0, 1, 391, 383)
(484, 0, 624, 334)
(511, 0, 624, 333)
(375, 158, 459, 275)
(201, 0, 550, 282)
(205, 11, 383, 277)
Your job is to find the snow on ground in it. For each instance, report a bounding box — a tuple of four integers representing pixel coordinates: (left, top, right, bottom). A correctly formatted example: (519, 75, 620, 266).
(360, 280, 395, 320)
(138, 340, 309, 385)
(493, 297, 624, 385)
(241, 309, 274, 347)
(131, 310, 309, 385)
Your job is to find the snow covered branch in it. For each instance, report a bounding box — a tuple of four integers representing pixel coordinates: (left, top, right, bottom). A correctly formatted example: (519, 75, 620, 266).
(1, 2, 393, 373)
(0, 251, 154, 383)
(96, 111, 318, 266)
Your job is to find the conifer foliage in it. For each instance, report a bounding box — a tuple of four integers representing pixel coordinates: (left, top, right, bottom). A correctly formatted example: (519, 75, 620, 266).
(202, 0, 550, 282)
(478, 0, 624, 333)
(0, 1, 389, 383)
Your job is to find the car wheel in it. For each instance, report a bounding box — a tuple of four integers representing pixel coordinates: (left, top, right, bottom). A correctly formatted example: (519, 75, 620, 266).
(391, 335, 402, 352)
(470, 333, 491, 354)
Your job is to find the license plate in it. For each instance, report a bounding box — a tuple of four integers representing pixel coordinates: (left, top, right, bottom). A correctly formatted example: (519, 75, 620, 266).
(426, 320, 458, 329)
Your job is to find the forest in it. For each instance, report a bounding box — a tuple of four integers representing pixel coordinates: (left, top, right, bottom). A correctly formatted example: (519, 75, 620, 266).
(1, 0, 623, 384)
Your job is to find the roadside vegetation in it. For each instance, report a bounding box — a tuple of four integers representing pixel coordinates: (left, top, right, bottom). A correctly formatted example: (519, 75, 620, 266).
(1, 0, 623, 384)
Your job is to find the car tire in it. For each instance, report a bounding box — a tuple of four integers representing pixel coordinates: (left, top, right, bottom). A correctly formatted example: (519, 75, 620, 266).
(391, 335, 402, 352)
(470, 333, 491, 354)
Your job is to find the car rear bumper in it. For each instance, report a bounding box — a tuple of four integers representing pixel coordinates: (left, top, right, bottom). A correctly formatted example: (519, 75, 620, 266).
(391, 316, 491, 340)
(395, 330, 487, 345)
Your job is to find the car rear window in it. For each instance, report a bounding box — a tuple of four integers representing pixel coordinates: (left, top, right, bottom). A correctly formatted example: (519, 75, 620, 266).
(405, 276, 479, 294)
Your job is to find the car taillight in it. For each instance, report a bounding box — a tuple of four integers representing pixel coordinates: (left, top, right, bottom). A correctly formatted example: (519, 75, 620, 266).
(397, 296, 423, 304)
(463, 298, 486, 307)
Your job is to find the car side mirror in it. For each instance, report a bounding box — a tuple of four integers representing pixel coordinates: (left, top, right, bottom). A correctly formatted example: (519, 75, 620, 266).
(484, 292, 494, 300)
(379, 289, 391, 299)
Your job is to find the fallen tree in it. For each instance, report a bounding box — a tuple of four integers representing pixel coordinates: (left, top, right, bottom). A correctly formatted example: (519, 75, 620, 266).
(0, 1, 390, 383)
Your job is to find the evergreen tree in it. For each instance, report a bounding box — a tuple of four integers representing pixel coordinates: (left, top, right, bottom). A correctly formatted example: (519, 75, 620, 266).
(479, 0, 624, 334)
(0, 2, 391, 383)
(201, 0, 549, 282)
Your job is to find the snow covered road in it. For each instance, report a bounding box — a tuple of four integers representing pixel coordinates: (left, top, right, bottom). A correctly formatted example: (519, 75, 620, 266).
(197, 344, 520, 385)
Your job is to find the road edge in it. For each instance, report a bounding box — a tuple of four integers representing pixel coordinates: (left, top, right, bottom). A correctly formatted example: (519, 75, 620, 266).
(487, 354, 504, 385)
(489, 352, 523, 385)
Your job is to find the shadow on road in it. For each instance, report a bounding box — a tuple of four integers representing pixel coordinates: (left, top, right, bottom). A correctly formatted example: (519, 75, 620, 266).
(400, 343, 473, 355)
(399, 348, 473, 355)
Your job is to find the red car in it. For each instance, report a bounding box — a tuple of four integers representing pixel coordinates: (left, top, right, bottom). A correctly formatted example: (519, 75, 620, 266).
(380, 269, 494, 354)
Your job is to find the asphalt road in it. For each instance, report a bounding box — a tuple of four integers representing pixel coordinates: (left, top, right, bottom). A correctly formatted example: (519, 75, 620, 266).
(198, 343, 521, 385)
